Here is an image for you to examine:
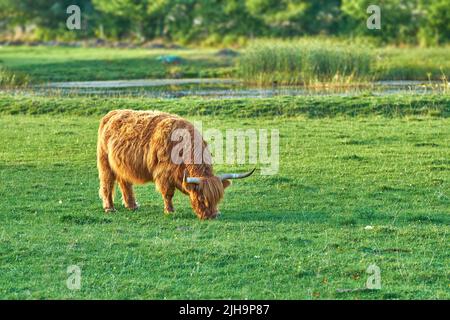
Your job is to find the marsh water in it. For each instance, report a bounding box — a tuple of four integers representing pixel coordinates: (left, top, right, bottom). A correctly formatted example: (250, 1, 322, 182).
(10, 78, 450, 98)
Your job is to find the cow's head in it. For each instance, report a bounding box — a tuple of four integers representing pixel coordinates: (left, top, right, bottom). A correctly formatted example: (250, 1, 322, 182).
(183, 168, 255, 219)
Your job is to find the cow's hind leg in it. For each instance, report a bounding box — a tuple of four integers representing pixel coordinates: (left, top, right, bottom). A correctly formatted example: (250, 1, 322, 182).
(118, 178, 138, 210)
(97, 150, 116, 212)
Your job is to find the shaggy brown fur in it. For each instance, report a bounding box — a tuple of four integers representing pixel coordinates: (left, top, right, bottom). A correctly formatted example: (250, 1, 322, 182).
(97, 109, 230, 219)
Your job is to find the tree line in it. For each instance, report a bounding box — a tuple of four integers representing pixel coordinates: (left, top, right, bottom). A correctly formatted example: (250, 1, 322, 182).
(0, 0, 448, 46)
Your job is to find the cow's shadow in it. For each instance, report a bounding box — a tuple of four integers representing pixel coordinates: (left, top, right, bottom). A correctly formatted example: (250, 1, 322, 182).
(117, 203, 321, 224)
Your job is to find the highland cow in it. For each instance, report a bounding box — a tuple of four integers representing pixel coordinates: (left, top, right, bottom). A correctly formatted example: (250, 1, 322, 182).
(97, 109, 254, 219)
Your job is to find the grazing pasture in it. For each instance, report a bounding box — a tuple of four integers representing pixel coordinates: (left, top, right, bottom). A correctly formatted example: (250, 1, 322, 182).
(0, 94, 448, 299)
(0, 46, 234, 83)
(1, 0, 449, 302)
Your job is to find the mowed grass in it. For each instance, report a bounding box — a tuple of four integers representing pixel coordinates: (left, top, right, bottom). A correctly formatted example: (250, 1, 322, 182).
(0, 96, 449, 299)
(0, 46, 234, 83)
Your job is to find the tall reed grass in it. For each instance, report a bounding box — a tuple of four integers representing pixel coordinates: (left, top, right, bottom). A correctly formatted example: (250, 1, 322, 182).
(238, 40, 373, 86)
(0, 67, 29, 88)
(373, 46, 450, 81)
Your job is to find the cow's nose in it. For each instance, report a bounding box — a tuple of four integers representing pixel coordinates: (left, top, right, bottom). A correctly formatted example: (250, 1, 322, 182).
(209, 212, 220, 219)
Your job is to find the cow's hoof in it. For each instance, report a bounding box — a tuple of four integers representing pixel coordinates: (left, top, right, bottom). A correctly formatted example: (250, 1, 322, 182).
(104, 207, 116, 213)
(164, 208, 174, 214)
(125, 202, 139, 211)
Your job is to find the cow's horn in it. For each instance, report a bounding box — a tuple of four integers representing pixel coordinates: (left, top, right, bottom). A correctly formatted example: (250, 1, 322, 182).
(183, 170, 201, 184)
(219, 168, 256, 180)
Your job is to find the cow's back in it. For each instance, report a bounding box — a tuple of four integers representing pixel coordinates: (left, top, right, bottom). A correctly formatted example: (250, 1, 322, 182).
(98, 109, 180, 184)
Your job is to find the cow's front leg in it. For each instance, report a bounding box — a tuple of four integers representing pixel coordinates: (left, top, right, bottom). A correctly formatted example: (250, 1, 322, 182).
(158, 183, 175, 214)
(118, 178, 138, 210)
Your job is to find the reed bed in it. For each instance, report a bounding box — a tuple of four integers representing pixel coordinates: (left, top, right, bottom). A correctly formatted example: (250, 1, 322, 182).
(0, 67, 29, 88)
(238, 40, 373, 86)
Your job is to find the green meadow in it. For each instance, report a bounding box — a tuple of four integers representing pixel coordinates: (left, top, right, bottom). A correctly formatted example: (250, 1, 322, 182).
(0, 94, 449, 299)
(0, 44, 449, 85)
(0, 46, 234, 83)
(1, 0, 449, 302)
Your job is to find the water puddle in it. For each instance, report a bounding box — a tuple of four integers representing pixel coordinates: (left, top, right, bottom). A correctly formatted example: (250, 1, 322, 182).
(42, 78, 237, 89)
(8, 79, 450, 98)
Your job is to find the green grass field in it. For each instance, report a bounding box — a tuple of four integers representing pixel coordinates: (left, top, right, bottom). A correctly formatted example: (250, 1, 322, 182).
(0, 94, 448, 299)
(0, 45, 449, 84)
(0, 46, 234, 83)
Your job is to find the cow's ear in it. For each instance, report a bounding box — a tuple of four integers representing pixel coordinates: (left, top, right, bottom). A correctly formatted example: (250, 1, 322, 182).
(222, 179, 231, 189)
